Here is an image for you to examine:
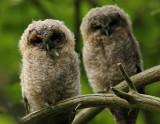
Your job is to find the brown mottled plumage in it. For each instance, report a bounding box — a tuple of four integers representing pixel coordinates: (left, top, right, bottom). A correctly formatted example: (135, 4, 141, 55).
(81, 5, 143, 124)
(19, 19, 80, 124)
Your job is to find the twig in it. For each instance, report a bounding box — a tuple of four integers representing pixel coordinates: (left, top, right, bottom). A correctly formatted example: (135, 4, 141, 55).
(73, 65, 160, 124)
(112, 88, 136, 103)
(112, 63, 160, 112)
(117, 63, 137, 91)
(113, 63, 138, 102)
(115, 65, 160, 90)
(112, 88, 160, 112)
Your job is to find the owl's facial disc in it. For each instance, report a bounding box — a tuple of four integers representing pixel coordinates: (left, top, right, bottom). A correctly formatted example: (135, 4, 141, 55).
(90, 14, 121, 37)
(28, 29, 65, 51)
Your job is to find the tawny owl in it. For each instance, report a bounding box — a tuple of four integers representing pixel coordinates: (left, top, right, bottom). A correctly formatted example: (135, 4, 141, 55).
(19, 19, 80, 124)
(81, 5, 143, 124)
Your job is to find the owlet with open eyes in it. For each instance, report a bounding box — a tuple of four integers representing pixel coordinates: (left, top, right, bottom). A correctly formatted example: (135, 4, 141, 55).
(19, 19, 80, 124)
(81, 5, 143, 124)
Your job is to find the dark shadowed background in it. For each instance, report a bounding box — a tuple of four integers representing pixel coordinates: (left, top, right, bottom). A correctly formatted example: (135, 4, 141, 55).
(0, 0, 160, 124)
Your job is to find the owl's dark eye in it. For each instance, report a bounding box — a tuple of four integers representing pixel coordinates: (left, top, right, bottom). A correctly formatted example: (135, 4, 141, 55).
(28, 29, 43, 46)
(92, 25, 102, 30)
(50, 32, 64, 42)
(30, 36, 43, 46)
(107, 17, 120, 35)
(32, 37, 43, 44)
(109, 18, 120, 28)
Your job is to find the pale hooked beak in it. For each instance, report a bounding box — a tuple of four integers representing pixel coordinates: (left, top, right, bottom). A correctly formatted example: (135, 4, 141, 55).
(44, 40, 59, 57)
(43, 39, 52, 52)
(101, 26, 109, 36)
(46, 43, 50, 52)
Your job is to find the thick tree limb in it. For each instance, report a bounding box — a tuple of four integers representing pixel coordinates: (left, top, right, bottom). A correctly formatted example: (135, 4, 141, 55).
(72, 107, 104, 124)
(112, 63, 160, 114)
(21, 94, 128, 123)
(115, 65, 160, 90)
(21, 65, 160, 124)
(112, 88, 160, 111)
(73, 65, 160, 124)
(21, 92, 160, 124)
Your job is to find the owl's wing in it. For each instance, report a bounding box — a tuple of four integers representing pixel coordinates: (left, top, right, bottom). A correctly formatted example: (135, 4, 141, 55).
(127, 63, 144, 124)
(127, 38, 144, 123)
(111, 34, 144, 124)
(133, 40, 145, 92)
(23, 96, 30, 114)
(129, 32, 143, 71)
(135, 63, 142, 73)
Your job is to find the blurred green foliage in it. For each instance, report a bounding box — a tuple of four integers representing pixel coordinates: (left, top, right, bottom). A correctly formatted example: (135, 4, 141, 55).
(0, 0, 159, 124)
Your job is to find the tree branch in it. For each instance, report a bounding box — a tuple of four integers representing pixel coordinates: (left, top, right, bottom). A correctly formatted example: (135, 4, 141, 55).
(20, 65, 160, 124)
(72, 107, 104, 124)
(73, 65, 160, 124)
(21, 91, 160, 124)
(112, 63, 160, 113)
(117, 63, 137, 91)
(21, 94, 128, 123)
(115, 65, 160, 90)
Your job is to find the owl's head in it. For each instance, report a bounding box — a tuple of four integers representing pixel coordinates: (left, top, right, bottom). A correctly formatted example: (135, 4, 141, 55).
(81, 5, 132, 41)
(19, 19, 75, 55)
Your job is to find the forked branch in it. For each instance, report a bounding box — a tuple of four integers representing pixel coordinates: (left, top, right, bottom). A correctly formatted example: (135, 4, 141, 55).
(72, 65, 160, 124)
(20, 65, 160, 124)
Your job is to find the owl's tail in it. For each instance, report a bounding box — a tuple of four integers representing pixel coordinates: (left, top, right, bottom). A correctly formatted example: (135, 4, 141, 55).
(110, 107, 139, 124)
(110, 87, 144, 124)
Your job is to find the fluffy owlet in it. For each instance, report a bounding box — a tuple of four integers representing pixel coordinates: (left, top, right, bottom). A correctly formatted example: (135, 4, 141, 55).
(81, 5, 143, 124)
(19, 19, 80, 124)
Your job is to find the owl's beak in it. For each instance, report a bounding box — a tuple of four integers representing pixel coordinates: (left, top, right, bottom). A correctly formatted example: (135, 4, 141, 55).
(105, 29, 109, 36)
(101, 27, 109, 36)
(46, 43, 51, 51)
(43, 40, 52, 52)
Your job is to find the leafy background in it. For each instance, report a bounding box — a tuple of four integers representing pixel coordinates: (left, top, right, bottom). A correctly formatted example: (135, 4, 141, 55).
(0, 0, 160, 124)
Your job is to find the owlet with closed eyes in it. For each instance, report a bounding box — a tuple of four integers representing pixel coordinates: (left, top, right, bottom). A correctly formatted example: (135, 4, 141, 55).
(19, 19, 80, 124)
(81, 5, 143, 124)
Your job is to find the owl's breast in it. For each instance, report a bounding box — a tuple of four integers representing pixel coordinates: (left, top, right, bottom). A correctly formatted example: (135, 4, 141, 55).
(83, 39, 138, 92)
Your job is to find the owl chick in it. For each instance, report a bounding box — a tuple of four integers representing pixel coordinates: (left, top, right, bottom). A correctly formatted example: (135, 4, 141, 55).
(81, 5, 143, 124)
(19, 19, 80, 124)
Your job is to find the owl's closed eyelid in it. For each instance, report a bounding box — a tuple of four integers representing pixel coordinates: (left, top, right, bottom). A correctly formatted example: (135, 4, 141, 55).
(50, 32, 65, 41)
(28, 34, 43, 46)
(81, 5, 142, 124)
(92, 25, 102, 30)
